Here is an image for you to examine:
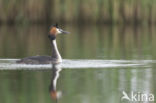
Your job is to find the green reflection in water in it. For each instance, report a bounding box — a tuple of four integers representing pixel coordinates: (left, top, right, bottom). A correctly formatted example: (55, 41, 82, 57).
(0, 66, 156, 103)
(0, 25, 155, 59)
(0, 25, 155, 103)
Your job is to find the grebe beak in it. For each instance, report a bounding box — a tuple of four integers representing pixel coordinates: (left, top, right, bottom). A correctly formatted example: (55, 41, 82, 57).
(59, 28, 70, 34)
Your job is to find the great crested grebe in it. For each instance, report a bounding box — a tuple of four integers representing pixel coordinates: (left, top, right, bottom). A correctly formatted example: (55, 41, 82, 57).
(16, 24, 69, 64)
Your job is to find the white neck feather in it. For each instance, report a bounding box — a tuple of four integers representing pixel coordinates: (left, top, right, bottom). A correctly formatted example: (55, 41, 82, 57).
(51, 40, 62, 63)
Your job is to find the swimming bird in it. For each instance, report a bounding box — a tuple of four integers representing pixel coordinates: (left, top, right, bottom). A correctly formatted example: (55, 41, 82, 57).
(16, 24, 69, 64)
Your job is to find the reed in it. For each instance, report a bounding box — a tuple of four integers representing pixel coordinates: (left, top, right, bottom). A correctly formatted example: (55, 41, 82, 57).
(0, 0, 156, 24)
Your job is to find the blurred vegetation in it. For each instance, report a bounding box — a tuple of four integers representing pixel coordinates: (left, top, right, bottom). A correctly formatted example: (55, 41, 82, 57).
(0, 0, 156, 24)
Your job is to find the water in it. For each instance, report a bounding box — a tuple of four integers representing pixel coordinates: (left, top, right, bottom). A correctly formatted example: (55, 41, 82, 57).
(0, 25, 156, 103)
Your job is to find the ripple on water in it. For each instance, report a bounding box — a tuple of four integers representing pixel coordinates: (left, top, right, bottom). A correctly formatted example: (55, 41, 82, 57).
(0, 59, 155, 70)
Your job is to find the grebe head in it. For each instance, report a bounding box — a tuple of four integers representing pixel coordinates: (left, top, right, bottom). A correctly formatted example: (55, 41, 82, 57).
(48, 24, 69, 40)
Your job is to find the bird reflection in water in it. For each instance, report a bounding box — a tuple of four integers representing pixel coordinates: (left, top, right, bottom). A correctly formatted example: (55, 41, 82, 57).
(49, 64, 62, 102)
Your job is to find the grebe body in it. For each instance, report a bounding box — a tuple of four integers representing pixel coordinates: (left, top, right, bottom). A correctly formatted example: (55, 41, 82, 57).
(16, 56, 53, 64)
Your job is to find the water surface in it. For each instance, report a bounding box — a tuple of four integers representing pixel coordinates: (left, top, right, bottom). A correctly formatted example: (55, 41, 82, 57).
(0, 25, 155, 103)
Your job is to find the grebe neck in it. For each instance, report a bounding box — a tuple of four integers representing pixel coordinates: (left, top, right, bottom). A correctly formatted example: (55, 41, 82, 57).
(51, 40, 62, 63)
